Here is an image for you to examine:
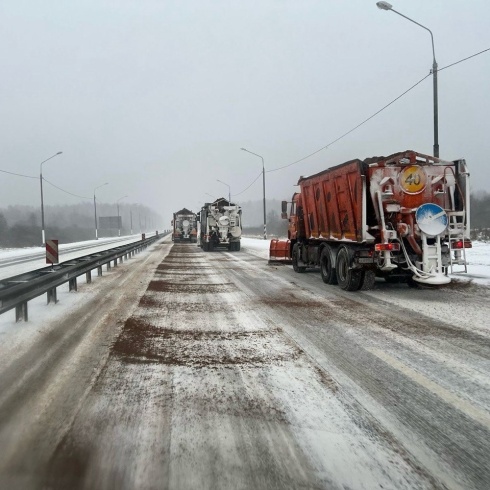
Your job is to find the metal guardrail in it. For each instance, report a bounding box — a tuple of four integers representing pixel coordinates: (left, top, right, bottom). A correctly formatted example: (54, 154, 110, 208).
(0, 235, 150, 270)
(0, 234, 164, 322)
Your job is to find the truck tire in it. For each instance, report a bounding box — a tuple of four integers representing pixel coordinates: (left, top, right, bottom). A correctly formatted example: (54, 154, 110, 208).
(292, 244, 306, 273)
(203, 242, 209, 252)
(320, 247, 337, 285)
(336, 247, 362, 291)
(359, 269, 376, 290)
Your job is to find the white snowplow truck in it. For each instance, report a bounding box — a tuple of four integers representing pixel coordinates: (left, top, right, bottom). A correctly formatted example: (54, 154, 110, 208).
(197, 198, 242, 251)
(172, 208, 197, 242)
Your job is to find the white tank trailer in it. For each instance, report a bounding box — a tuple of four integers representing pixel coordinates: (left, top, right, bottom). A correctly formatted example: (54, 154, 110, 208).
(197, 198, 242, 251)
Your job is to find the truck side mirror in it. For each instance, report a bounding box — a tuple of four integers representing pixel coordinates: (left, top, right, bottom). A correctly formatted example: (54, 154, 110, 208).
(281, 212, 288, 220)
(281, 201, 288, 213)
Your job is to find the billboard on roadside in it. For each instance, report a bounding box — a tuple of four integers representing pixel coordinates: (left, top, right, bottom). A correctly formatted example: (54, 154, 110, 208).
(99, 216, 122, 229)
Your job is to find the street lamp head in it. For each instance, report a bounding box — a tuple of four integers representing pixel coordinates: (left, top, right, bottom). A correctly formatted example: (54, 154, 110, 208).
(376, 1, 393, 10)
(240, 148, 246, 151)
(56, 151, 63, 155)
(94, 182, 109, 194)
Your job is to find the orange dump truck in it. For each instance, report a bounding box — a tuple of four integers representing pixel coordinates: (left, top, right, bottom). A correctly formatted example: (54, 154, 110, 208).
(271, 150, 471, 290)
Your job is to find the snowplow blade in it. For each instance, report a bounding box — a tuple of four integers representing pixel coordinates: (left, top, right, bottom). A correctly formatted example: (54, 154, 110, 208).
(268, 239, 292, 264)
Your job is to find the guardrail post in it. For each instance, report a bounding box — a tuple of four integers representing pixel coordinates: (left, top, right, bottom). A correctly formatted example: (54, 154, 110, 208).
(15, 302, 28, 322)
(47, 287, 57, 304)
(0, 239, 164, 323)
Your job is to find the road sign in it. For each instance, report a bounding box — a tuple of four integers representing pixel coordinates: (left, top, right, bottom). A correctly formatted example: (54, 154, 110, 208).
(99, 216, 122, 229)
(46, 239, 59, 264)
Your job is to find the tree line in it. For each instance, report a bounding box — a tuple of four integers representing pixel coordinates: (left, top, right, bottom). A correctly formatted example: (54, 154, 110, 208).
(470, 191, 490, 240)
(0, 193, 488, 248)
(0, 203, 162, 248)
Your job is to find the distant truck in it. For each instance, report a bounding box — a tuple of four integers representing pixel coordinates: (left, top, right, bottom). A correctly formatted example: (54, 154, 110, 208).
(172, 208, 197, 242)
(270, 150, 471, 290)
(197, 198, 242, 251)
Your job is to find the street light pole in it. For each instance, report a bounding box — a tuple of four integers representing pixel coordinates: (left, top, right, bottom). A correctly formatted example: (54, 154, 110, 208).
(94, 182, 109, 240)
(216, 179, 231, 203)
(39, 151, 63, 245)
(116, 195, 128, 237)
(241, 148, 267, 239)
(376, 1, 439, 157)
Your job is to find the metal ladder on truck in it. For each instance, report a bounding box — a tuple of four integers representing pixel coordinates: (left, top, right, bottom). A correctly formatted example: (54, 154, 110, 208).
(447, 210, 468, 274)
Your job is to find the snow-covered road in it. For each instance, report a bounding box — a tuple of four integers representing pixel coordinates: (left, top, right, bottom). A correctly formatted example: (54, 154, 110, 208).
(0, 237, 489, 489)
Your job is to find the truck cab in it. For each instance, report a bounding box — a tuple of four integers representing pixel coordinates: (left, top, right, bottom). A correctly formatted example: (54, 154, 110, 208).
(282, 193, 305, 241)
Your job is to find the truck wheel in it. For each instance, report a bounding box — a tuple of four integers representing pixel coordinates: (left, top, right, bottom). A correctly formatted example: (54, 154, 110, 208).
(235, 241, 241, 251)
(336, 247, 361, 291)
(320, 247, 337, 285)
(359, 269, 376, 290)
(203, 242, 209, 252)
(292, 244, 306, 273)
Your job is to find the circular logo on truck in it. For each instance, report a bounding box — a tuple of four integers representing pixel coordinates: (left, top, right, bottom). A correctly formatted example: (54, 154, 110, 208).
(399, 165, 427, 194)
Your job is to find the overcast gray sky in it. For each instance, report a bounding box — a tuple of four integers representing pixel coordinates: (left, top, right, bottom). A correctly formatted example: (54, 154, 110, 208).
(1, 0, 488, 222)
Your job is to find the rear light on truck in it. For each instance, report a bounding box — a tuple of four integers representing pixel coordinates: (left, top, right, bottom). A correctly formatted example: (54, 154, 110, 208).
(452, 240, 472, 249)
(375, 242, 400, 252)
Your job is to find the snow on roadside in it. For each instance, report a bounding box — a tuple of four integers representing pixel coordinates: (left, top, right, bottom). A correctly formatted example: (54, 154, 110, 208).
(0, 241, 163, 369)
(240, 237, 271, 260)
(457, 240, 490, 286)
(0, 234, 156, 280)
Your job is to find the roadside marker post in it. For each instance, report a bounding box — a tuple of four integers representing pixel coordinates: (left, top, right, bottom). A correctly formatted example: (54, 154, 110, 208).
(46, 239, 59, 265)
